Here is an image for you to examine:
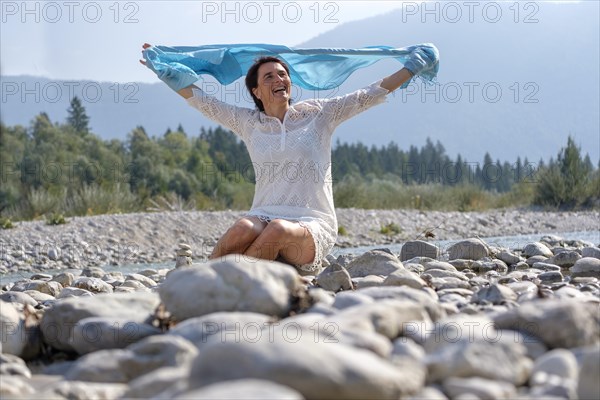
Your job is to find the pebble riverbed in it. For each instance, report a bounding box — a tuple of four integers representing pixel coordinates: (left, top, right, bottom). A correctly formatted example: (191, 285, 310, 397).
(1, 208, 599, 399)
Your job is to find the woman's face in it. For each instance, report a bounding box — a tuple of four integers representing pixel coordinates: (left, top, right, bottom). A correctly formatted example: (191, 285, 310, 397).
(252, 62, 291, 110)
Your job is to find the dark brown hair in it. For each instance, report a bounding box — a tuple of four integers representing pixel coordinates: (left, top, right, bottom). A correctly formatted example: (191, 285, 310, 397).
(245, 56, 292, 112)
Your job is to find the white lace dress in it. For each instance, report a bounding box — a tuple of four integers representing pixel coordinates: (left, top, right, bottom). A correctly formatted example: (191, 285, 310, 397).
(186, 79, 390, 271)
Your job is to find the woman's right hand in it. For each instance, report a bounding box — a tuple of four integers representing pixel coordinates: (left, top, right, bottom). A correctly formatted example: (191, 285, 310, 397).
(139, 43, 152, 66)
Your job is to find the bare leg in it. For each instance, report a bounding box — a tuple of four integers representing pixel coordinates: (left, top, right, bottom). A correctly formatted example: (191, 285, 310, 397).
(210, 217, 268, 259)
(243, 219, 316, 266)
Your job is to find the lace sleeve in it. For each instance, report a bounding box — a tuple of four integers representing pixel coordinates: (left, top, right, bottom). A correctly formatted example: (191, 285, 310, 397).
(320, 79, 390, 128)
(185, 87, 254, 140)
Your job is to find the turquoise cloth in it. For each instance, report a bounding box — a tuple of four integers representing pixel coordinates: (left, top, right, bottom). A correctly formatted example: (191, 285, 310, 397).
(142, 43, 439, 91)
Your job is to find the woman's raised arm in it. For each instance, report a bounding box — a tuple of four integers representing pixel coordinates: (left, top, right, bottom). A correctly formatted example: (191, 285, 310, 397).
(139, 43, 197, 99)
(380, 46, 438, 92)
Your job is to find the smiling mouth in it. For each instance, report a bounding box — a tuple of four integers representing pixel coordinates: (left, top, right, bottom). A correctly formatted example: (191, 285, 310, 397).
(273, 86, 287, 94)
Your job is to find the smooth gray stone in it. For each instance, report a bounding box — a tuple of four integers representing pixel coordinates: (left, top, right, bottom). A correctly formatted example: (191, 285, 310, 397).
(577, 346, 600, 400)
(447, 239, 489, 261)
(523, 242, 554, 258)
(442, 377, 516, 400)
(400, 240, 439, 261)
(40, 292, 160, 352)
(538, 271, 564, 283)
(331, 291, 374, 310)
(582, 246, 600, 259)
(547, 251, 581, 268)
(65, 335, 198, 383)
(159, 255, 303, 321)
(0, 291, 37, 307)
(344, 249, 405, 278)
(168, 311, 271, 348)
(531, 349, 578, 381)
(471, 284, 517, 305)
(357, 286, 445, 321)
(570, 257, 600, 278)
(383, 269, 426, 289)
(175, 379, 304, 400)
(493, 299, 600, 348)
(72, 317, 161, 354)
(315, 263, 353, 292)
(72, 277, 113, 294)
(188, 325, 424, 399)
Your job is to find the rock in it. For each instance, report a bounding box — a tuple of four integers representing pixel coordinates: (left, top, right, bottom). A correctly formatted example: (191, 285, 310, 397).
(409, 386, 448, 400)
(57, 287, 94, 299)
(65, 335, 198, 383)
(47, 247, 60, 260)
(526, 255, 548, 266)
(125, 273, 157, 288)
(391, 337, 426, 361)
(383, 269, 426, 289)
(344, 249, 405, 278)
(447, 239, 489, 261)
(547, 251, 582, 268)
(442, 377, 516, 399)
(496, 250, 521, 265)
(424, 261, 457, 272)
(506, 281, 538, 295)
(582, 246, 600, 259)
(188, 325, 424, 399)
(51, 271, 75, 287)
(532, 262, 561, 271)
(425, 335, 531, 385)
(119, 280, 151, 292)
(540, 234, 564, 247)
(0, 300, 26, 357)
(22, 280, 62, 297)
(577, 346, 600, 400)
(0, 291, 37, 307)
(400, 240, 439, 261)
(71, 317, 161, 354)
(82, 267, 106, 278)
(123, 366, 189, 399)
(41, 292, 160, 352)
(522, 242, 554, 258)
(72, 277, 113, 294)
(531, 349, 578, 382)
(570, 257, 600, 278)
(315, 264, 353, 292)
(330, 299, 431, 340)
(493, 299, 600, 348)
(0, 375, 35, 397)
(447, 259, 473, 271)
(471, 284, 517, 305)
(357, 286, 445, 321)
(23, 290, 54, 303)
(168, 312, 272, 348)
(40, 381, 128, 400)
(352, 275, 385, 289)
(0, 353, 31, 378)
(538, 271, 563, 283)
(331, 292, 374, 310)
(159, 255, 303, 321)
(176, 379, 304, 400)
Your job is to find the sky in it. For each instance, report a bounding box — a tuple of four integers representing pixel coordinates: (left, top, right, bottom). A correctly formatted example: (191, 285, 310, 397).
(1, 0, 410, 83)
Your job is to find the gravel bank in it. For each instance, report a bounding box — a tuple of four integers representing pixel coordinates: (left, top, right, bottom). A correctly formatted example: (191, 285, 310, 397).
(1, 208, 598, 274)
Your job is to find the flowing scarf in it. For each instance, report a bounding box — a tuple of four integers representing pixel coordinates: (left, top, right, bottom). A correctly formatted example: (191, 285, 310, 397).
(142, 43, 439, 90)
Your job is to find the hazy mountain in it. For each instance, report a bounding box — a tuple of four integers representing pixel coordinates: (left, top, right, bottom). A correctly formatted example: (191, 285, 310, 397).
(1, 2, 598, 163)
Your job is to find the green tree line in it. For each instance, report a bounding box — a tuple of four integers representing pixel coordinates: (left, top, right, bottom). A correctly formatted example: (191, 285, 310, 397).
(1, 97, 598, 222)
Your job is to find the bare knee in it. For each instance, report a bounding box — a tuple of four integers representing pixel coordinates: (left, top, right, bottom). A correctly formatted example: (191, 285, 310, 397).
(229, 218, 266, 241)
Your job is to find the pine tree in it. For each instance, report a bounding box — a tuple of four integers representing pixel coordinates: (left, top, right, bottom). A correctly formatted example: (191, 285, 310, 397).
(66, 96, 90, 135)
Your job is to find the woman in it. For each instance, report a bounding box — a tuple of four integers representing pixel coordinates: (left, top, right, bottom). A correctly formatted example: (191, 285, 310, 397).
(140, 43, 437, 272)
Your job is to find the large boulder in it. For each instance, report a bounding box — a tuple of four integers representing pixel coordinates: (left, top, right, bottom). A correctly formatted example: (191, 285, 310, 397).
(40, 292, 160, 352)
(159, 255, 303, 321)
